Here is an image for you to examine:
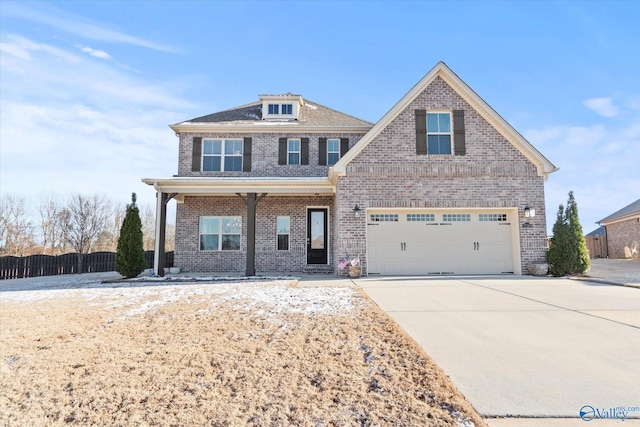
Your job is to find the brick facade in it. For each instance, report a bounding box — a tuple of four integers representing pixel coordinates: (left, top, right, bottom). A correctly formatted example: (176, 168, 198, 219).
(606, 219, 640, 259)
(167, 70, 554, 276)
(177, 132, 365, 177)
(334, 77, 548, 275)
(175, 195, 334, 274)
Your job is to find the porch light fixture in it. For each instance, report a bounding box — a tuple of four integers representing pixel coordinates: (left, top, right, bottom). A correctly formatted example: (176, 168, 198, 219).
(353, 204, 361, 218)
(524, 205, 536, 218)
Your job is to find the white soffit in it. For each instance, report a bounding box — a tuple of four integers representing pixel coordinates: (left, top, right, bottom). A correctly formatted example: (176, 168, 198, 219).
(142, 177, 335, 196)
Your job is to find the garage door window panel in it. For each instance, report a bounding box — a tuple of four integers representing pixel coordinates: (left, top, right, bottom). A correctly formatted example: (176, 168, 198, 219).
(370, 214, 398, 222)
(443, 213, 471, 222)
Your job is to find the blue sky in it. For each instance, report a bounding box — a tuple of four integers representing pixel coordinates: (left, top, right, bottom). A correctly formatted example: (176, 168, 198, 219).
(1, 0, 638, 233)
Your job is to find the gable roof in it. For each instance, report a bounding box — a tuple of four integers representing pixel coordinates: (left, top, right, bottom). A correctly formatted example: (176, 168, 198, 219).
(170, 98, 373, 134)
(586, 226, 606, 237)
(331, 61, 558, 180)
(598, 198, 640, 225)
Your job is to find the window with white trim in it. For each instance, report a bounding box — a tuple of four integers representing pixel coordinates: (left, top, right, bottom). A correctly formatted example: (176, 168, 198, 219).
(281, 104, 293, 115)
(199, 216, 241, 251)
(287, 138, 301, 165)
(327, 138, 340, 166)
(276, 216, 290, 250)
(202, 139, 243, 172)
(427, 112, 452, 155)
(268, 104, 279, 115)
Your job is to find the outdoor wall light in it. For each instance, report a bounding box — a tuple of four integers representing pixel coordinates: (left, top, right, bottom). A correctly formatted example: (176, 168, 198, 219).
(353, 204, 361, 218)
(524, 205, 536, 218)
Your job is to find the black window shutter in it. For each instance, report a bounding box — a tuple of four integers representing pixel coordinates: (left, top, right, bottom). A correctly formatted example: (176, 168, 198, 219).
(453, 110, 466, 155)
(192, 137, 202, 171)
(415, 110, 427, 154)
(243, 137, 252, 172)
(340, 138, 349, 156)
(278, 138, 287, 165)
(301, 138, 309, 165)
(318, 138, 327, 165)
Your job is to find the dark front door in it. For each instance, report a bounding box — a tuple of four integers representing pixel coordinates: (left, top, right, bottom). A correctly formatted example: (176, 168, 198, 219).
(307, 208, 328, 264)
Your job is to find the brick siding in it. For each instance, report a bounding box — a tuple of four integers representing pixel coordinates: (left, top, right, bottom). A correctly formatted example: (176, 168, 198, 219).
(177, 133, 365, 177)
(334, 76, 549, 275)
(175, 195, 334, 274)
(172, 76, 552, 275)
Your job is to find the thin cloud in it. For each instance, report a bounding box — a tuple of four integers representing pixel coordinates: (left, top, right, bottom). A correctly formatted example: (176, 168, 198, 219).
(2, 34, 80, 62)
(525, 113, 639, 233)
(583, 97, 619, 117)
(77, 45, 112, 60)
(3, 1, 180, 53)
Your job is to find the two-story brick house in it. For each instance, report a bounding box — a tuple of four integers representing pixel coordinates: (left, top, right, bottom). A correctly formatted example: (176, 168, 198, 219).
(144, 62, 557, 276)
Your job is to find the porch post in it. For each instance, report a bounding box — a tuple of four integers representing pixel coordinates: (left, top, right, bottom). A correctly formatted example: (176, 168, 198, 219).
(238, 193, 267, 276)
(153, 191, 167, 277)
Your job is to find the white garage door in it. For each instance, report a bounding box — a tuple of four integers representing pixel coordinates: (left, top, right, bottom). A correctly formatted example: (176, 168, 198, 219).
(367, 210, 516, 275)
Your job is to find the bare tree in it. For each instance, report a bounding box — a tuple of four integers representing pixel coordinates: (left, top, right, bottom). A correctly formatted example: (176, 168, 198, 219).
(60, 194, 112, 272)
(140, 204, 156, 250)
(0, 194, 37, 256)
(94, 205, 124, 252)
(38, 193, 67, 255)
(165, 223, 176, 252)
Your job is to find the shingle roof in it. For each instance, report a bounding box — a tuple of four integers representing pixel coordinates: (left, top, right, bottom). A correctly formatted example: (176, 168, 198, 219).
(181, 99, 373, 128)
(598, 198, 640, 224)
(586, 226, 606, 236)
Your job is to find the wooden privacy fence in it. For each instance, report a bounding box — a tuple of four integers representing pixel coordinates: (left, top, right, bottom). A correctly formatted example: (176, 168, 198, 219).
(0, 251, 174, 280)
(585, 235, 607, 259)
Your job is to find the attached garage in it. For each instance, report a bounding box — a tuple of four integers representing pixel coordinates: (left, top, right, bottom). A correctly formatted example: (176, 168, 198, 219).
(366, 209, 520, 275)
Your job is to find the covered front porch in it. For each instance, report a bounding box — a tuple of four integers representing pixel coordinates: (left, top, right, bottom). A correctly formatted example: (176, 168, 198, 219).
(142, 177, 336, 276)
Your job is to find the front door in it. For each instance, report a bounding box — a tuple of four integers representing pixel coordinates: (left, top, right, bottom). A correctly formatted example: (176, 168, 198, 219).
(307, 208, 328, 264)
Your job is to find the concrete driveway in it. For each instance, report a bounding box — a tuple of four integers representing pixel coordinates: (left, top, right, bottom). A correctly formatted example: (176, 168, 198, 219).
(356, 276, 640, 425)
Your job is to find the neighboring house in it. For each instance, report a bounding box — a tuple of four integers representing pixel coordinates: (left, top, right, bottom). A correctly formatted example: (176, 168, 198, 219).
(585, 226, 607, 259)
(144, 62, 557, 277)
(597, 199, 640, 260)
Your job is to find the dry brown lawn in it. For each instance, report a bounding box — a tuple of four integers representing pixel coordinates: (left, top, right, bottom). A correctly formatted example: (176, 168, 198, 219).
(0, 279, 485, 426)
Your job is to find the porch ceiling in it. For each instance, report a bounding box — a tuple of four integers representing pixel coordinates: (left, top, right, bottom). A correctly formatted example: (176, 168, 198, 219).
(142, 177, 335, 199)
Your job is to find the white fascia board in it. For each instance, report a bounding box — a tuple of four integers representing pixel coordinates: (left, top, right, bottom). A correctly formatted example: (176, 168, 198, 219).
(598, 213, 640, 226)
(333, 61, 558, 179)
(169, 123, 371, 134)
(142, 177, 335, 196)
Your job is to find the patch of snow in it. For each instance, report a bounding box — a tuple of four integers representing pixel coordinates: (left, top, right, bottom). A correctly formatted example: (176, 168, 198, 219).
(1, 279, 362, 320)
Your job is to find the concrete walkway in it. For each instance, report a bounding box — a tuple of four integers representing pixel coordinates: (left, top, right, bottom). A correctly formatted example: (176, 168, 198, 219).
(356, 276, 640, 426)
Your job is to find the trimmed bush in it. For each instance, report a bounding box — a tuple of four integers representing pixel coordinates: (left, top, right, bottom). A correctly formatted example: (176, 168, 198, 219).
(116, 193, 147, 278)
(547, 191, 590, 276)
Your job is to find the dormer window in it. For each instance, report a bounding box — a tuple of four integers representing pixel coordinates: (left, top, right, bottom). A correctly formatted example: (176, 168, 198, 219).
(260, 94, 303, 120)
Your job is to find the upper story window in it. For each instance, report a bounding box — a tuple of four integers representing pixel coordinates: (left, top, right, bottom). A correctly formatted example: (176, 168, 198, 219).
(203, 139, 243, 172)
(281, 104, 293, 115)
(416, 110, 465, 156)
(268, 104, 279, 115)
(427, 112, 452, 155)
(287, 139, 301, 165)
(327, 139, 340, 166)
